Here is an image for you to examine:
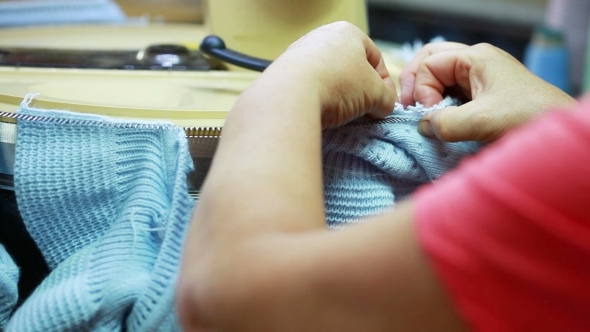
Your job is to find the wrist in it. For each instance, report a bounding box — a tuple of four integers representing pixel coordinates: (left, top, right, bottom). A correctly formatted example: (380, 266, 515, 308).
(226, 58, 324, 130)
(266, 56, 324, 90)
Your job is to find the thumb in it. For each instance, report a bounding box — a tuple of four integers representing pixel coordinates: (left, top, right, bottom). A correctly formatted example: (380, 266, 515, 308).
(369, 76, 398, 118)
(418, 102, 487, 142)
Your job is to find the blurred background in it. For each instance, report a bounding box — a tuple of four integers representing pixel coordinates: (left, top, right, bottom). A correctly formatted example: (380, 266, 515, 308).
(0, 0, 589, 96)
(368, 0, 588, 96)
(113, 0, 204, 23)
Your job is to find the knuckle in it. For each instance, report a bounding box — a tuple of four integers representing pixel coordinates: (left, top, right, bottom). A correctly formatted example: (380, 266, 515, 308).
(431, 111, 456, 141)
(398, 69, 414, 81)
(413, 85, 431, 103)
(325, 21, 355, 32)
(472, 43, 497, 54)
(422, 43, 437, 53)
(435, 122, 453, 141)
(332, 20, 352, 27)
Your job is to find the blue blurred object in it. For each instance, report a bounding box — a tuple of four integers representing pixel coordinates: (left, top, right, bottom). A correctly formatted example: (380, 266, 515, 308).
(524, 25, 571, 94)
(0, 0, 126, 27)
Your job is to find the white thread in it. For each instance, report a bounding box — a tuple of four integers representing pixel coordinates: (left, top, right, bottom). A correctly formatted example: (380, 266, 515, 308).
(130, 207, 138, 252)
(21, 93, 40, 108)
(130, 207, 167, 250)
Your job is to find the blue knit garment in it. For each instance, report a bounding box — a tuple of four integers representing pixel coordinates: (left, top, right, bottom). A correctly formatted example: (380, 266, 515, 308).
(8, 100, 194, 331)
(323, 97, 480, 227)
(0, 244, 18, 329)
(3, 96, 477, 328)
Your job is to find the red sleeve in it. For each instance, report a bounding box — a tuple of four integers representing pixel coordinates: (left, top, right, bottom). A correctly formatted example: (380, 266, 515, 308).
(414, 103, 590, 331)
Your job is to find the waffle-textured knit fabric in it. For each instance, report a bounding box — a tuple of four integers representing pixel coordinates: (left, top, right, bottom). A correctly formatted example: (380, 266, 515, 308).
(7, 98, 195, 331)
(322, 97, 480, 227)
(0, 244, 18, 328)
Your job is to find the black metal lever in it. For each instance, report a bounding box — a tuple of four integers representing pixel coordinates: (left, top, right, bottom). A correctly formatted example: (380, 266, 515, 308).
(200, 35, 272, 72)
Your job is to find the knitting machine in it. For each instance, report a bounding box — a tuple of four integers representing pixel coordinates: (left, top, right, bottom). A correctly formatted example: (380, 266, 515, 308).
(0, 24, 406, 193)
(0, 24, 268, 196)
(0, 23, 269, 306)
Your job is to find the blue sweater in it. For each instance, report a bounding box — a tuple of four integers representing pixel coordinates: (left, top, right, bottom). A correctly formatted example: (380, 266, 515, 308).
(323, 97, 479, 227)
(7, 100, 194, 331)
(2, 96, 477, 329)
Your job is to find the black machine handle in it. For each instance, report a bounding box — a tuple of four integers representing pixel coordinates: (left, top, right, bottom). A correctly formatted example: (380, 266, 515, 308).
(200, 35, 272, 72)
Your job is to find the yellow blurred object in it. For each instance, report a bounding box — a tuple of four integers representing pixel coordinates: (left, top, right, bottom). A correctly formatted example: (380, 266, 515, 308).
(115, 0, 204, 23)
(204, 0, 368, 62)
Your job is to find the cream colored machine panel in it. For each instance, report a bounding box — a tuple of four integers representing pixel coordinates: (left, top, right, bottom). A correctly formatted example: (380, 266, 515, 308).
(0, 24, 265, 127)
(0, 67, 260, 128)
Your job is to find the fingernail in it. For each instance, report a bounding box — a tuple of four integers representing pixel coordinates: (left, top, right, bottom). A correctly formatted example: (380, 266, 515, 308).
(418, 119, 434, 136)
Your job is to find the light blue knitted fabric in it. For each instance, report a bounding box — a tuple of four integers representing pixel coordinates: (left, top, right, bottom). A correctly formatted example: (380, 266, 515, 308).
(8, 100, 194, 331)
(323, 97, 480, 227)
(0, 244, 18, 329)
(5, 95, 476, 328)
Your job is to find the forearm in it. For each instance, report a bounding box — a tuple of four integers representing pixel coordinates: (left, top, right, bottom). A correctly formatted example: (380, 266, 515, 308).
(176, 65, 332, 329)
(195, 64, 326, 242)
(177, 23, 449, 331)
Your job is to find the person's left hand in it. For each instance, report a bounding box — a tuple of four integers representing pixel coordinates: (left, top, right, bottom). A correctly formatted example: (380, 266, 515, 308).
(397, 42, 577, 143)
(267, 21, 398, 128)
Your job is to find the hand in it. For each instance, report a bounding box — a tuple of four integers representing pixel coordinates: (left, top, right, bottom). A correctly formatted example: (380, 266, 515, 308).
(176, 23, 401, 332)
(177, 24, 465, 332)
(399, 42, 577, 143)
(268, 21, 398, 128)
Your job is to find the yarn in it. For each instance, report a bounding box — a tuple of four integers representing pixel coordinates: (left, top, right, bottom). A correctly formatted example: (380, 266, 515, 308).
(5, 95, 478, 328)
(323, 98, 480, 227)
(8, 99, 194, 331)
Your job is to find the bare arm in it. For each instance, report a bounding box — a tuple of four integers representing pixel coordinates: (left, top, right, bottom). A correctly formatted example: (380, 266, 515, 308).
(176, 22, 465, 332)
(180, 202, 465, 331)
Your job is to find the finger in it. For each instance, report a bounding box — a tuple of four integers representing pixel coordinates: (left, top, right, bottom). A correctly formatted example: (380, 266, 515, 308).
(399, 42, 468, 106)
(360, 61, 397, 120)
(368, 74, 398, 119)
(418, 99, 495, 142)
(363, 35, 398, 118)
(364, 35, 396, 84)
(413, 48, 474, 107)
(363, 33, 397, 94)
(418, 105, 474, 142)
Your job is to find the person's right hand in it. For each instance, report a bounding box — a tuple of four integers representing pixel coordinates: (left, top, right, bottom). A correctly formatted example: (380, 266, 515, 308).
(268, 21, 398, 129)
(399, 42, 577, 143)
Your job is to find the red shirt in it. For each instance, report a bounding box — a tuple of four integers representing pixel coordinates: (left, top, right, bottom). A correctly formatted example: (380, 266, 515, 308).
(415, 103, 590, 331)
